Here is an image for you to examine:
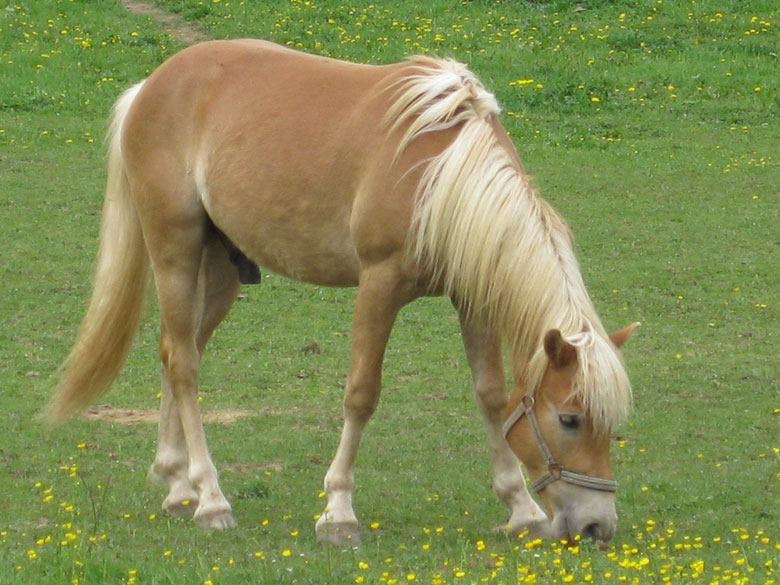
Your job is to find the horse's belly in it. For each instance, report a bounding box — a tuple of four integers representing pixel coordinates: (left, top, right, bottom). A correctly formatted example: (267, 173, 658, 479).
(248, 236, 361, 288)
(204, 190, 362, 287)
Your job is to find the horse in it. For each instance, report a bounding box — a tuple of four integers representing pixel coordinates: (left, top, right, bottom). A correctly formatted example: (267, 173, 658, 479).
(48, 39, 638, 545)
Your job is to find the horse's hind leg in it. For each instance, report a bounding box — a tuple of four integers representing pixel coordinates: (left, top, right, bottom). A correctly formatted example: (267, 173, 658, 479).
(137, 182, 239, 529)
(151, 234, 240, 522)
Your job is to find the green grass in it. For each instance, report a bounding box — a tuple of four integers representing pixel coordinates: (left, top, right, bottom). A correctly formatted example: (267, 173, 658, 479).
(1, 0, 778, 584)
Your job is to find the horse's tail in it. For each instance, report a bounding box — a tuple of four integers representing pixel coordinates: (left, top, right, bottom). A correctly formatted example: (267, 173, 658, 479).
(46, 82, 148, 422)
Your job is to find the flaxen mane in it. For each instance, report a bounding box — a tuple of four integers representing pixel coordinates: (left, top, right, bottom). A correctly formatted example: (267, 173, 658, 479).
(386, 57, 631, 433)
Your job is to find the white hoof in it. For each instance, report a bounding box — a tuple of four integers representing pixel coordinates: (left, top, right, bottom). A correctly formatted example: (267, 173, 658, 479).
(315, 517, 361, 547)
(194, 503, 236, 530)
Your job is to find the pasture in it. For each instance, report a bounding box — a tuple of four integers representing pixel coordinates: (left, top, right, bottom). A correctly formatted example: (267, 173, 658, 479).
(1, 0, 777, 583)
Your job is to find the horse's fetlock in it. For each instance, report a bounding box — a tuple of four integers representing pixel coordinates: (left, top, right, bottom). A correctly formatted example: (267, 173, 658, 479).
(188, 462, 218, 491)
(323, 470, 354, 495)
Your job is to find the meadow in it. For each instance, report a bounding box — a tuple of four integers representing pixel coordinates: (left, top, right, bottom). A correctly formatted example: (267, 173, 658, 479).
(0, 0, 777, 583)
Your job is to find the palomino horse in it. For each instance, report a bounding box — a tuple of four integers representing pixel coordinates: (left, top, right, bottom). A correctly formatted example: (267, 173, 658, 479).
(49, 40, 638, 545)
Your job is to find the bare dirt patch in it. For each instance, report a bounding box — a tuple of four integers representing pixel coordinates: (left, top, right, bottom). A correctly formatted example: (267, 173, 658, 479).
(120, 0, 209, 44)
(83, 404, 255, 425)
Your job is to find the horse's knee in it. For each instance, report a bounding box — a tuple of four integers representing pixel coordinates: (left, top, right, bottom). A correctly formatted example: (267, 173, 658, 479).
(343, 382, 380, 421)
(475, 380, 507, 416)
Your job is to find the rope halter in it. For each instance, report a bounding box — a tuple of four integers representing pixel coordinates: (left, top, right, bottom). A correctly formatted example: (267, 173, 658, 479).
(502, 395, 618, 493)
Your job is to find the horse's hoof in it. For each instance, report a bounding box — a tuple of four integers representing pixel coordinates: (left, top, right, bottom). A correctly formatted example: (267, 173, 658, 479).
(194, 504, 236, 530)
(315, 519, 361, 547)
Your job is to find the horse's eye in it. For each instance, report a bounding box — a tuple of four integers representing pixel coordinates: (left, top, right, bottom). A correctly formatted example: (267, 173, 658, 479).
(558, 414, 581, 430)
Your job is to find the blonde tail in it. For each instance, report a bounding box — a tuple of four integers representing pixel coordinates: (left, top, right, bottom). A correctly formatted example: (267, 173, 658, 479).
(47, 82, 148, 422)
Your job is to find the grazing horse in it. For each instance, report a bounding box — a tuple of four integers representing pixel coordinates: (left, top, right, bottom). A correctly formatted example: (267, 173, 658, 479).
(48, 40, 638, 545)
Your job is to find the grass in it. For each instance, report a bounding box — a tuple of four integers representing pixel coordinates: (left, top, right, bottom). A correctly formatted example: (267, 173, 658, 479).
(0, 0, 778, 583)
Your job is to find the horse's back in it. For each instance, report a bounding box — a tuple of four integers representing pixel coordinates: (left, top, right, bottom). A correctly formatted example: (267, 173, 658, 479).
(121, 40, 416, 286)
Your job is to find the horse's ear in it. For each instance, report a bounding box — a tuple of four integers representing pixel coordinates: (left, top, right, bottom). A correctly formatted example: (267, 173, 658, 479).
(609, 322, 641, 349)
(544, 329, 577, 368)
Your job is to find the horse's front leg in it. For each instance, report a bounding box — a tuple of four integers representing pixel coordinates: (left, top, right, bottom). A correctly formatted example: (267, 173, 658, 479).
(457, 310, 549, 536)
(315, 264, 409, 546)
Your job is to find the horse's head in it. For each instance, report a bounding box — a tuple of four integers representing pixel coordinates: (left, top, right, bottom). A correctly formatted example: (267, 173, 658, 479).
(504, 323, 639, 542)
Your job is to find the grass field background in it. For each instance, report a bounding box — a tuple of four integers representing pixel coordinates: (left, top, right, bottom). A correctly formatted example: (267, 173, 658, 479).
(1, 1, 778, 583)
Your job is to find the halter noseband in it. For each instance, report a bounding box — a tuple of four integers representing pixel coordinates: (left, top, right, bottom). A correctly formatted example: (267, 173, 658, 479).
(502, 394, 618, 493)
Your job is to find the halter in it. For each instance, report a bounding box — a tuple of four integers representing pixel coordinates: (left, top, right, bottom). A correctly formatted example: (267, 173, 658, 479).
(502, 394, 618, 493)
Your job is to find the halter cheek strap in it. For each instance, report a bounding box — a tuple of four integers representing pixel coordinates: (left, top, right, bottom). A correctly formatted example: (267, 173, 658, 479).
(503, 395, 618, 493)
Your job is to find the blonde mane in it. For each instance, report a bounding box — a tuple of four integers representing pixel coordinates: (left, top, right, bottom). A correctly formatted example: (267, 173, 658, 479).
(385, 57, 631, 433)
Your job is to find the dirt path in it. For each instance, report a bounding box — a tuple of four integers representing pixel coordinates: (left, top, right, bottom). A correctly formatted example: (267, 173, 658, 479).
(120, 0, 209, 44)
(83, 404, 255, 425)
